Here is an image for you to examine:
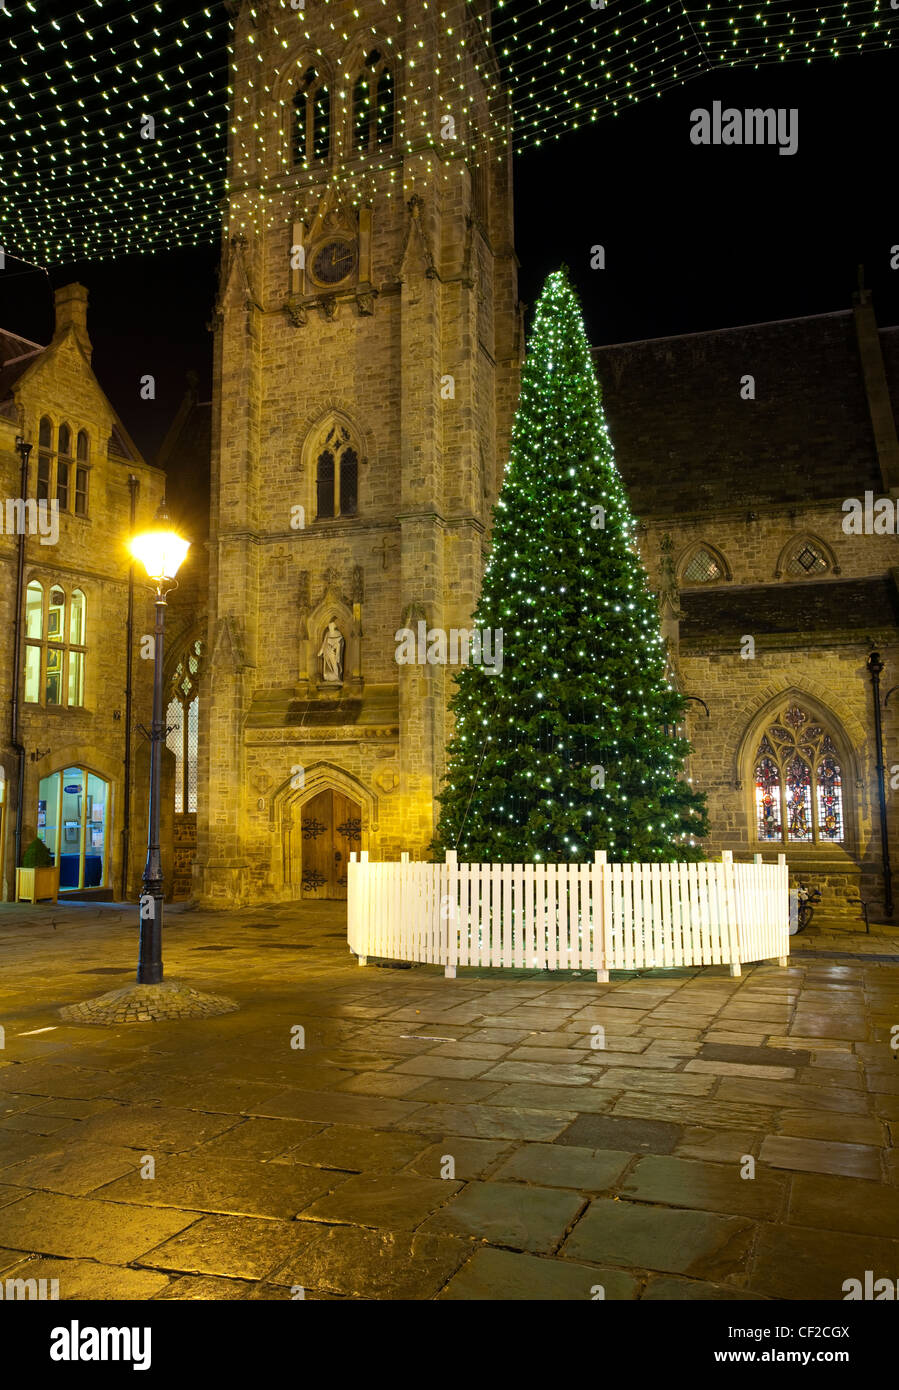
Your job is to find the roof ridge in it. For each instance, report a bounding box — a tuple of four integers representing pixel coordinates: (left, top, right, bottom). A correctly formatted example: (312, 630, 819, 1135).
(593, 309, 857, 353)
(0, 326, 46, 351)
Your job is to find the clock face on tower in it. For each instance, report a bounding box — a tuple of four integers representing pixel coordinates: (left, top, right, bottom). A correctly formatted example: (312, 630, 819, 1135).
(309, 238, 357, 287)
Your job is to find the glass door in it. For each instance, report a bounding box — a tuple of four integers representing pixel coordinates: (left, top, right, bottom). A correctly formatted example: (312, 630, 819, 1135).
(37, 767, 109, 891)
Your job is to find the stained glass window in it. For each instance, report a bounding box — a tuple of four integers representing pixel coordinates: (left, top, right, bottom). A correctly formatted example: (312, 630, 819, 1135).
(754, 756, 782, 841)
(816, 757, 843, 841)
(750, 705, 845, 845)
(785, 756, 813, 842)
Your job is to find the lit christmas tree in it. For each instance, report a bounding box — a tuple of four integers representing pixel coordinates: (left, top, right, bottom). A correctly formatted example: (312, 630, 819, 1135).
(434, 268, 708, 862)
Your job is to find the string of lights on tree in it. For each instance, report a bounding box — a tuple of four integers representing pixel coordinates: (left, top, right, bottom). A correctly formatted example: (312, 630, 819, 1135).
(0, 0, 890, 265)
(432, 267, 709, 864)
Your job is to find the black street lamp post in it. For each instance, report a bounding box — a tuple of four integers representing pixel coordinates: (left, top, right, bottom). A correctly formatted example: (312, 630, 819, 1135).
(866, 650, 893, 919)
(129, 500, 189, 984)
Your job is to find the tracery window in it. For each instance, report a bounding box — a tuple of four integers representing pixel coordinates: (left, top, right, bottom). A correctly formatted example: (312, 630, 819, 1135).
(352, 50, 393, 152)
(293, 67, 330, 165)
(313, 420, 359, 520)
(165, 638, 204, 814)
(682, 545, 725, 585)
(752, 704, 845, 844)
(785, 537, 829, 578)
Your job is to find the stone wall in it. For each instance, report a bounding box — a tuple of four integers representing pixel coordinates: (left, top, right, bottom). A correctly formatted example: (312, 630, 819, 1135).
(0, 292, 168, 902)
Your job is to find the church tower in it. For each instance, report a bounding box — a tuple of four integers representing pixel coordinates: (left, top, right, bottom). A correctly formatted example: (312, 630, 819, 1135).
(194, 0, 520, 904)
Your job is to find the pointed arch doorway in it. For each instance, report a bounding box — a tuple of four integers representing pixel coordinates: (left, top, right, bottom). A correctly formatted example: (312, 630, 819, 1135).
(293, 788, 362, 899)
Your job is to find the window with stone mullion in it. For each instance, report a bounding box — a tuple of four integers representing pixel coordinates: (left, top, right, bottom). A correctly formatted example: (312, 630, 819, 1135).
(752, 706, 844, 845)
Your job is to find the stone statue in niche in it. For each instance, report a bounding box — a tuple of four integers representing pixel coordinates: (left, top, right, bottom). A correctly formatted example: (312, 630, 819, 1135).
(318, 619, 345, 683)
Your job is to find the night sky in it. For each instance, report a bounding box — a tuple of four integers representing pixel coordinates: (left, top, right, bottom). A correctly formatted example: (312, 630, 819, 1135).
(1, 28, 894, 464)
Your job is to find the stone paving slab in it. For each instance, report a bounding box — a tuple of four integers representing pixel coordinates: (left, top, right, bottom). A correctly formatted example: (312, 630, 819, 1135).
(0, 1184, 31, 1209)
(98, 1155, 345, 1219)
(674, 1127, 761, 1162)
(269, 1226, 469, 1299)
(0, 1142, 141, 1196)
(393, 1101, 576, 1140)
(298, 1172, 460, 1230)
(759, 1134, 882, 1180)
(562, 1200, 754, 1280)
(621, 1154, 788, 1218)
(246, 1089, 427, 1128)
(402, 1137, 514, 1180)
(487, 1082, 610, 1114)
(0, 1131, 65, 1171)
(438, 1247, 638, 1300)
(56, 1103, 240, 1155)
(2, 1256, 173, 1300)
(404, 1078, 511, 1108)
(287, 1125, 430, 1174)
(0, 1111, 74, 1135)
(153, 1274, 257, 1300)
(193, 1117, 328, 1161)
(0, 1062, 114, 1100)
(0, 1190, 199, 1262)
(418, 1179, 585, 1253)
(491, 1142, 632, 1191)
(748, 1223, 899, 1301)
(787, 1172, 899, 1235)
(643, 1275, 770, 1301)
(139, 1213, 322, 1280)
(555, 1113, 681, 1153)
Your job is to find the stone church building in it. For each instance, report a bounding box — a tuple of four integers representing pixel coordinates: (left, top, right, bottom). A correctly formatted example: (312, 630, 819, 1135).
(188, 0, 520, 906)
(159, 0, 897, 918)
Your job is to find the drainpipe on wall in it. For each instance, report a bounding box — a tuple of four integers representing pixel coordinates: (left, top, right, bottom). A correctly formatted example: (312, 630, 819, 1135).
(11, 436, 32, 879)
(867, 650, 894, 919)
(121, 474, 139, 900)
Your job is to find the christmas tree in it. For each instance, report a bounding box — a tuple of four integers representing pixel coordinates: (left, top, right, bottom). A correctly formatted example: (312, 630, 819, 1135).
(433, 268, 708, 862)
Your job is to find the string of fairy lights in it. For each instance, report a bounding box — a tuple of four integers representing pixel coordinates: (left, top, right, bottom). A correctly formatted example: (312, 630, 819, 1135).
(0, 1, 891, 264)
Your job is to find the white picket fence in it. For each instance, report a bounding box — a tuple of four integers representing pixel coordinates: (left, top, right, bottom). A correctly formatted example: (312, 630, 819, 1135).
(347, 849, 789, 979)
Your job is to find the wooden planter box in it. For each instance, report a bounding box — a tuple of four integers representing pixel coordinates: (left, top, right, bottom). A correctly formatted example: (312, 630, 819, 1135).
(16, 865, 60, 903)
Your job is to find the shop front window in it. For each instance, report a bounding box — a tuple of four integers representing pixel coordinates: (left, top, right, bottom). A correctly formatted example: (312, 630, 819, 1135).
(37, 767, 109, 891)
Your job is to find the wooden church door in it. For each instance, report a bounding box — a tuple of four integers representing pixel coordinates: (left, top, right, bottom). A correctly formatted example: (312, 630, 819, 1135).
(300, 789, 362, 899)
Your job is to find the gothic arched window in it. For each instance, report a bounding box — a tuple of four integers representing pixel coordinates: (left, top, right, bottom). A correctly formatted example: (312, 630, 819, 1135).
(57, 423, 73, 511)
(776, 534, 834, 580)
(166, 638, 204, 814)
(681, 544, 727, 585)
(294, 67, 330, 166)
(752, 704, 845, 845)
(352, 50, 393, 153)
(313, 421, 360, 520)
(37, 416, 53, 503)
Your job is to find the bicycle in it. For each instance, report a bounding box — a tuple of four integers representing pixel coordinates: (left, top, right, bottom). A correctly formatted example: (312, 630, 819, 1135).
(794, 884, 822, 933)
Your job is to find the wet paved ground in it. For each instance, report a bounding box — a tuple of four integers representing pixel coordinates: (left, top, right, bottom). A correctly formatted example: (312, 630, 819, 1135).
(0, 900, 897, 1300)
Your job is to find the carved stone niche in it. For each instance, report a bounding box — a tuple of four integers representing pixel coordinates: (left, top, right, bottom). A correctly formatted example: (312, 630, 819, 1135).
(297, 579, 363, 696)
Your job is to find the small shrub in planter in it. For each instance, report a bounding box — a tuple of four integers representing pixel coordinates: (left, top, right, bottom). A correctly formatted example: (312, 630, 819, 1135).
(17, 838, 58, 903)
(22, 837, 55, 868)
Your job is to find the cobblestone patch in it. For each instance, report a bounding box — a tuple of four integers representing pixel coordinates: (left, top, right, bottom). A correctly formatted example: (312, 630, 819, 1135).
(59, 980, 240, 1024)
